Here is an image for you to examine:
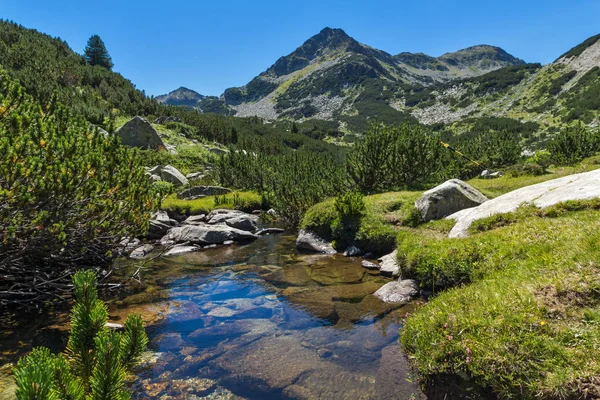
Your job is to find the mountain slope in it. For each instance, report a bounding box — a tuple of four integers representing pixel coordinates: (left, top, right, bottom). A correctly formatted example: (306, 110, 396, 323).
(401, 32, 600, 138)
(160, 27, 524, 129)
(156, 86, 204, 107)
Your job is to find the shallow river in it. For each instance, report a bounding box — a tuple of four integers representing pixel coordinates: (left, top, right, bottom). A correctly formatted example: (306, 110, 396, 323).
(0, 234, 425, 399)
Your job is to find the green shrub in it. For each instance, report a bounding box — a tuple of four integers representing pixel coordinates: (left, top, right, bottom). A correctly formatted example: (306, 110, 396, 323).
(300, 198, 337, 239)
(547, 124, 600, 165)
(0, 69, 158, 305)
(346, 122, 443, 193)
(331, 191, 366, 250)
(14, 271, 148, 399)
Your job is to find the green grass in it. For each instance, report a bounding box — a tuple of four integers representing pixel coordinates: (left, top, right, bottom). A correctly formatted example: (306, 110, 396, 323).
(162, 191, 262, 215)
(400, 205, 600, 399)
(301, 191, 422, 255)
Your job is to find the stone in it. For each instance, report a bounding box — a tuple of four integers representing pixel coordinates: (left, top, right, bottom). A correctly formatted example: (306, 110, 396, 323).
(266, 208, 278, 217)
(225, 215, 258, 232)
(160, 165, 188, 187)
(449, 168, 600, 238)
(150, 332, 186, 352)
(296, 229, 336, 254)
(185, 172, 204, 180)
(148, 174, 162, 182)
(374, 279, 420, 304)
(223, 240, 234, 245)
(178, 186, 231, 200)
(115, 116, 165, 149)
(164, 245, 200, 256)
(148, 220, 172, 239)
(207, 307, 236, 318)
(162, 225, 257, 245)
(105, 322, 124, 331)
(378, 250, 400, 278)
(182, 214, 206, 225)
(361, 260, 380, 270)
(256, 228, 285, 235)
(207, 210, 246, 225)
(148, 165, 162, 174)
(415, 178, 489, 222)
(169, 378, 217, 397)
(343, 245, 362, 257)
(130, 244, 155, 259)
(375, 345, 427, 400)
(154, 116, 181, 124)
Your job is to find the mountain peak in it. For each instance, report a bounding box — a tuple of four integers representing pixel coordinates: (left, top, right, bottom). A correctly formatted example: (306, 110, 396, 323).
(438, 45, 525, 69)
(156, 87, 204, 107)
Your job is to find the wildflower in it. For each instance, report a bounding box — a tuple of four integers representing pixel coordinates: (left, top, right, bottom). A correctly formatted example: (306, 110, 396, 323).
(447, 335, 453, 341)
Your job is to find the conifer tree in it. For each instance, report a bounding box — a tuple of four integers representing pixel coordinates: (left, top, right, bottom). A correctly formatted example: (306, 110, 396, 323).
(13, 271, 148, 400)
(84, 35, 113, 70)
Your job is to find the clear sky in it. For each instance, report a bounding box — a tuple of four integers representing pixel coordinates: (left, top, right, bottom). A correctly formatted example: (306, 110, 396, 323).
(3, 0, 600, 97)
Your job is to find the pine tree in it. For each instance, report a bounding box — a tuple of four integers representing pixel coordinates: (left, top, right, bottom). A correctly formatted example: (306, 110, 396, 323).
(13, 271, 148, 400)
(84, 35, 113, 70)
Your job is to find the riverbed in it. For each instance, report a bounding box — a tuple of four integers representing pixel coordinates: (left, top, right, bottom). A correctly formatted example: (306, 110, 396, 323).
(0, 234, 425, 399)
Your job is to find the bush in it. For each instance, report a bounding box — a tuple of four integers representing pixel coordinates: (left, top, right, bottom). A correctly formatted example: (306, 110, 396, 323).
(547, 124, 600, 165)
(0, 69, 158, 305)
(14, 271, 148, 399)
(331, 191, 366, 250)
(346, 122, 443, 193)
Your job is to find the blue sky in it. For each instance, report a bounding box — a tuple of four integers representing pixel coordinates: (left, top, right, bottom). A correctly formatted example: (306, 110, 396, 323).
(3, 0, 600, 96)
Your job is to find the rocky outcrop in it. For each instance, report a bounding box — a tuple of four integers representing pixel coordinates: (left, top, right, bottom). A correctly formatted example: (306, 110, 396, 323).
(373, 279, 420, 304)
(449, 168, 600, 238)
(296, 229, 336, 254)
(162, 225, 257, 246)
(415, 179, 488, 222)
(160, 165, 188, 187)
(207, 209, 245, 225)
(115, 116, 165, 150)
(178, 186, 231, 200)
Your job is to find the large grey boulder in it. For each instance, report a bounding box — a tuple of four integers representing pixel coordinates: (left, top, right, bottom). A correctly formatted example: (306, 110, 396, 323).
(415, 179, 488, 222)
(296, 229, 336, 254)
(115, 116, 165, 150)
(449, 168, 600, 238)
(178, 186, 231, 200)
(147, 220, 172, 239)
(162, 225, 257, 245)
(225, 215, 258, 232)
(160, 165, 188, 187)
(374, 279, 420, 304)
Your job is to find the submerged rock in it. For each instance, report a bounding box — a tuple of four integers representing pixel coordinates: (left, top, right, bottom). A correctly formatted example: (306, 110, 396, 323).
(130, 244, 155, 259)
(374, 279, 420, 304)
(375, 345, 427, 399)
(164, 245, 200, 256)
(361, 260, 380, 270)
(296, 229, 336, 254)
(415, 178, 489, 222)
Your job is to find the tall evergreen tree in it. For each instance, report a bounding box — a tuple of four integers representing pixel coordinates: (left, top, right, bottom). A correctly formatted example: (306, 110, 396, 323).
(84, 34, 113, 69)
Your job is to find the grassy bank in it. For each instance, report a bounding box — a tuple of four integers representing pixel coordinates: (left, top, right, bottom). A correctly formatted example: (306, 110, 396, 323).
(162, 191, 263, 215)
(300, 159, 600, 398)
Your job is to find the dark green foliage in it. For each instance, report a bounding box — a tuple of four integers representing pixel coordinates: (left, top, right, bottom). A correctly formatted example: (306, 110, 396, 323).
(331, 191, 366, 249)
(84, 35, 113, 70)
(469, 116, 539, 137)
(14, 271, 148, 400)
(547, 124, 600, 165)
(346, 122, 443, 193)
(562, 67, 600, 123)
(0, 68, 158, 304)
(0, 20, 161, 126)
(557, 33, 600, 60)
